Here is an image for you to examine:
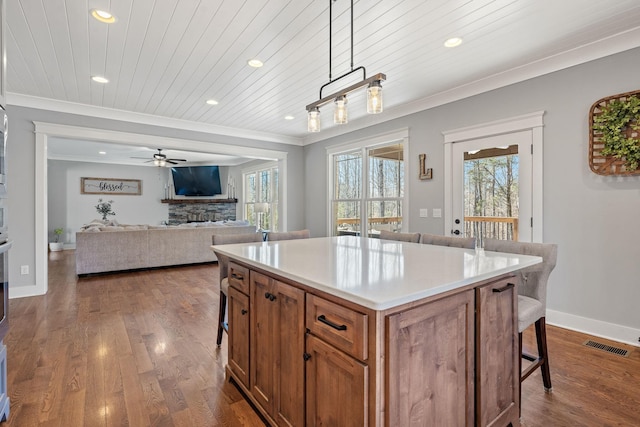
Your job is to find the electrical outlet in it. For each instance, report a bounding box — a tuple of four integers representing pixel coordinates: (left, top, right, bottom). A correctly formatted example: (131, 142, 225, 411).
(21, 265, 29, 275)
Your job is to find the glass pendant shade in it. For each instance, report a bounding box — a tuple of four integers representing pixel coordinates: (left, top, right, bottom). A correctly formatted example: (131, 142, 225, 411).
(307, 108, 321, 132)
(367, 81, 383, 114)
(334, 96, 348, 124)
(154, 159, 166, 167)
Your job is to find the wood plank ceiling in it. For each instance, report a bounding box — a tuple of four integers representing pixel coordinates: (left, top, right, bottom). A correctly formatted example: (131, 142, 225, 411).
(6, 0, 640, 142)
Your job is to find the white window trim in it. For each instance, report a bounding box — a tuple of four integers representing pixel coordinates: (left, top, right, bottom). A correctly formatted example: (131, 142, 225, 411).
(442, 111, 545, 242)
(326, 129, 410, 236)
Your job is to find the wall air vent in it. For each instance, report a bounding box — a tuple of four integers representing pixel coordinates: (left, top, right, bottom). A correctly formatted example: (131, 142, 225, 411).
(583, 340, 629, 357)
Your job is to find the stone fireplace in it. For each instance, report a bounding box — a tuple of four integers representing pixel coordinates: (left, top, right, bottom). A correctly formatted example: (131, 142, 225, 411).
(163, 199, 238, 224)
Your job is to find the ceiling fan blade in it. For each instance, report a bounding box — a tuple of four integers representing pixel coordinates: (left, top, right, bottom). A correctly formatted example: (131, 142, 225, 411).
(168, 158, 187, 162)
(166, 160, 179, 165)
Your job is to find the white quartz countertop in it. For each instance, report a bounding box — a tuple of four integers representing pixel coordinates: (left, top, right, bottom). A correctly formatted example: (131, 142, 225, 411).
(212, 236, 542, 311)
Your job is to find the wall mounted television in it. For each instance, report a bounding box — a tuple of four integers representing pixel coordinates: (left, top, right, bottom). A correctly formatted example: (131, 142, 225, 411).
(171, 165, 222, 197)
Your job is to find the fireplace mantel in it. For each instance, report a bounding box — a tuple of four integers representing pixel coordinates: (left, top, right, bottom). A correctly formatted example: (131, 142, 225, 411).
(161, 198, 237, 204)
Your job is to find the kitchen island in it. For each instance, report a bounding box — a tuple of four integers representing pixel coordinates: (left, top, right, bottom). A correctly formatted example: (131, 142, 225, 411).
(212, 236, 541, 427)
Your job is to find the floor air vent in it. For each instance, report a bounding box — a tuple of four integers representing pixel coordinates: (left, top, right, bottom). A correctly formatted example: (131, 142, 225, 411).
(583, 340, 629, 357)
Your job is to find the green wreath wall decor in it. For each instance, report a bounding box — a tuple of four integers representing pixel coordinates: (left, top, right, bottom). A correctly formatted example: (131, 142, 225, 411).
(592, 95, 640, 171)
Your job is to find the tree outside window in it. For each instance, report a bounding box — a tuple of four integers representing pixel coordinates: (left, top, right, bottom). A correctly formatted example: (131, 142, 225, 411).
(331, 142, 404, 237)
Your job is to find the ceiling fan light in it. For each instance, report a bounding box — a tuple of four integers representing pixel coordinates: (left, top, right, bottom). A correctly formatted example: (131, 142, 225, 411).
(367, 81, 383, 114)
(308, 108, 321, 132)
(333, 96, 348, 124)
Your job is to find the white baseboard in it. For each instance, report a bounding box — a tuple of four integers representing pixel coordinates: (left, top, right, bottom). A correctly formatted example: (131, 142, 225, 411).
(9, 284, 45, 299)
(546, 309, 640, 348)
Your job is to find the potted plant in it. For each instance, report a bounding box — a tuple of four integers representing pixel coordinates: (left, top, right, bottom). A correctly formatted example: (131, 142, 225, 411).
(95, 199, 116, 221)
(49, 227, 64, 252)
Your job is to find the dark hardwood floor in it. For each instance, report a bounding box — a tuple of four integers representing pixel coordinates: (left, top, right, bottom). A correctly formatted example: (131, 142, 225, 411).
(2, 250, 639, 426)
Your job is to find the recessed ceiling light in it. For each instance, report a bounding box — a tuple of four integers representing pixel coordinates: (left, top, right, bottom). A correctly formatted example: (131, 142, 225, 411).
(91, 76, 109, 83)
(444, 37, 463, 48)
(99, 151, 107, 155)
(91, 9, 116, 24)
(247, 59, 263, 68)
(284, 115, 295, 120)
(206, 99, 219, 105)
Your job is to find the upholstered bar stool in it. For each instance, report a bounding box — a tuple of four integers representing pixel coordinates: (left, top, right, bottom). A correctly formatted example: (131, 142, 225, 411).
(212, 232, 263, 347)
(420, 232, 476, 249)
(266, 229, 311, 241)
(483, 239, 558, 394)
(378, 230, 420, 243)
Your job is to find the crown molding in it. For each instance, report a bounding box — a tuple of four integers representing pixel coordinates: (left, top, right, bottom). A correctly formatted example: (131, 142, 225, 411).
(7, 93, 304, 147)
(302, 25, 640, 146)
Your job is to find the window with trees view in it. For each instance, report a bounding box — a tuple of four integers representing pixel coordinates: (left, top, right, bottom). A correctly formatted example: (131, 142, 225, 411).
(463, 145, 519, 241)
(331, 142, 404, 237)
(244, 164, 279, 231)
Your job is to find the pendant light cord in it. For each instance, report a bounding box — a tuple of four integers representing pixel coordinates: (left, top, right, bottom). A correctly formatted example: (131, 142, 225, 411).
(350, 0, 354, 70)
(329, 0, 332, 80)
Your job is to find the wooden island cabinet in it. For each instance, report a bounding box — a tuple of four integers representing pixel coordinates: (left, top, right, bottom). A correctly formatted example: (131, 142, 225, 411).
(214, 236, 540, 427)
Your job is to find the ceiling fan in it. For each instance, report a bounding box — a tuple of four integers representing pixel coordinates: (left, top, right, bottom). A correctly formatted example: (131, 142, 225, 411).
(132, 149, 187, 166)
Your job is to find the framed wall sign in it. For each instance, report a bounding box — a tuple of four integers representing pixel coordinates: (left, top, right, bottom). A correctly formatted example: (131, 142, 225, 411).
(81, 177, 142, 195)
(419, 154, 433, 180)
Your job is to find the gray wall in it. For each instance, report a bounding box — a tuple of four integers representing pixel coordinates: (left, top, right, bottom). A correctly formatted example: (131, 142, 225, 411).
(47, 160, 172, 244)
(7, 105, 304, 289)
(304, 47, 640, 336)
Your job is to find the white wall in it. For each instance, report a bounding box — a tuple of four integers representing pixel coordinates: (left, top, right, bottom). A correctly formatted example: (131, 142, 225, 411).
(304, 47, 640, 345)
(47, 160, 170, 245)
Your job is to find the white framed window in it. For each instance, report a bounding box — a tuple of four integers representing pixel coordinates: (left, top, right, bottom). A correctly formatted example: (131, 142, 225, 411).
(243, 162, 279, 231)
(327, 129, 409, 237)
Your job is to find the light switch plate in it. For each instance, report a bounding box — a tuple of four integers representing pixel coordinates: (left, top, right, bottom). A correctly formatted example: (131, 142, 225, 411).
(432, 209, 442, 218)
(419, 209, 428, 218)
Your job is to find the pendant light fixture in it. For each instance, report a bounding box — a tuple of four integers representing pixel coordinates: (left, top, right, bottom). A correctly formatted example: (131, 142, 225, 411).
(334, 95, 348, 124)
(308, 107, 321, 132)
(306, 0, 386, 132)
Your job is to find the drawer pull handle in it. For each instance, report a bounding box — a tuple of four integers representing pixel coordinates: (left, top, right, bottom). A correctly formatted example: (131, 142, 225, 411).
(241, 309, 248, 315)
(493, 283, 515, 293)
(264, 292, 276, 302)
(317, 315, 347, 331)
(231, 273, 244, 280)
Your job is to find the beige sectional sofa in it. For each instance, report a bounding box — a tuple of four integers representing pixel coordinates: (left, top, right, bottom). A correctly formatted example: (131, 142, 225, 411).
(75, 223, 257, 275)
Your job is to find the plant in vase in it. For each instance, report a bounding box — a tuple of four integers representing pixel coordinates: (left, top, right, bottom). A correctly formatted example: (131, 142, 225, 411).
(49, 227, 64, 252)
(95, 199, 116, 221)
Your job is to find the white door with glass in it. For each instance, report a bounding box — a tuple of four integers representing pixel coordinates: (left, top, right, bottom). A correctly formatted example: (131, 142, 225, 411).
(450, 130, 533, 244)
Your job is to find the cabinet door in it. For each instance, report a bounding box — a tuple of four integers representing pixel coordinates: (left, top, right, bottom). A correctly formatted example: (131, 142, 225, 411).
(274, 281, 305, 427)
(476, 277, 519, 427)
(228, 286, 250, 389)
(306, 335, 368, 427)
(250, 271, 277, 415)
(387, 290, 475, 427)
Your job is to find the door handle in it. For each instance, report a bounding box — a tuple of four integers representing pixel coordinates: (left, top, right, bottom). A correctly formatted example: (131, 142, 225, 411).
(452, 229, 461, 235)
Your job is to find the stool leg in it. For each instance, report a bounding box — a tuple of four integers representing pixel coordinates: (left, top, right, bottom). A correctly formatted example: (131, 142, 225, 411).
(519, 332, 523, 418)
(535, 317, 552, 392)
(216, 291, 227, 347)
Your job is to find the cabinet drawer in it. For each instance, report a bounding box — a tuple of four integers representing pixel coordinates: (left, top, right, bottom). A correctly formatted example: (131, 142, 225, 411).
(228, 262, 250, 294)
(306, 295, 368, 361)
